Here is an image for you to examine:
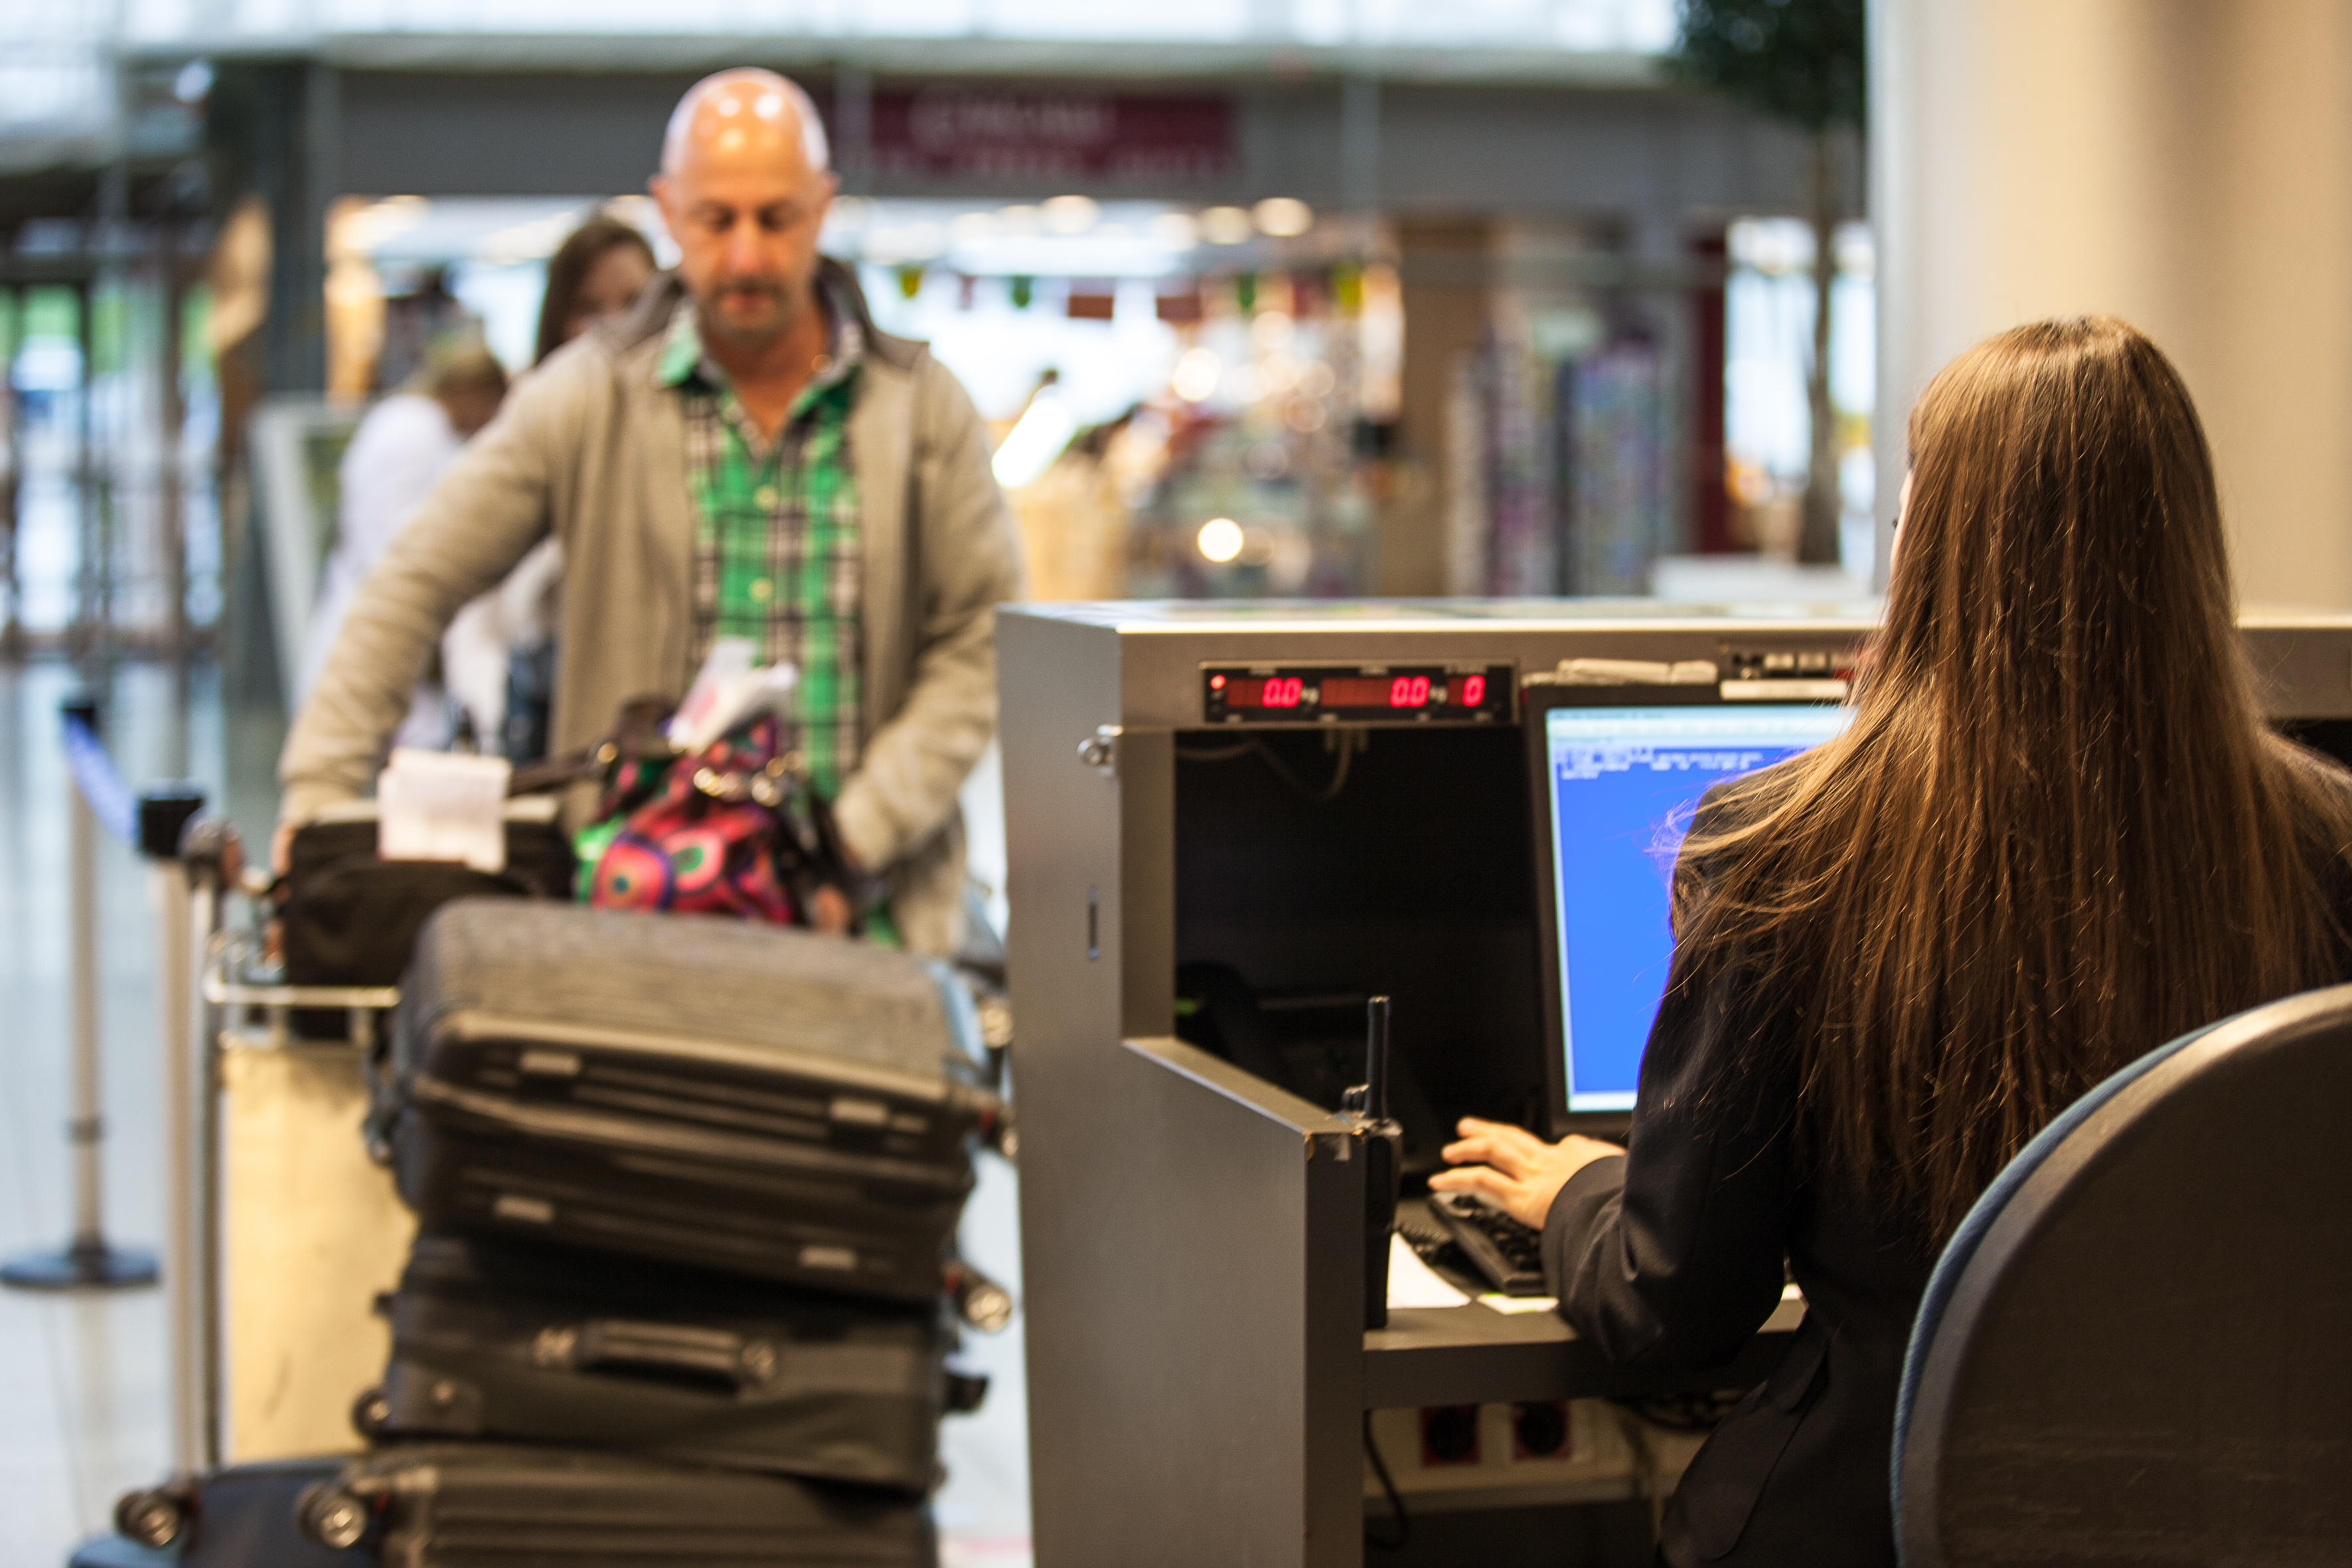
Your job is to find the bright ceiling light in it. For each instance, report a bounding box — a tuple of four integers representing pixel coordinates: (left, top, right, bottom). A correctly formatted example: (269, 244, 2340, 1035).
(1200, 206, 1253, 246)
(1043, 195, 1100, 235)
(1148, 212, 1200, 250)
(333, 195, 428, 257)
(1171, 348, 1223, 403)
(1197, 518, 1244, 563)
(991, 390, 1079, 489)
(1253, 197, 1313, 238)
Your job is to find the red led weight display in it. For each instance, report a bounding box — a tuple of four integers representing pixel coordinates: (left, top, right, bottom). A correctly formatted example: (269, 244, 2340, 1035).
(1204, 665, 1512, 724)
(1229, 675, 1306, 708)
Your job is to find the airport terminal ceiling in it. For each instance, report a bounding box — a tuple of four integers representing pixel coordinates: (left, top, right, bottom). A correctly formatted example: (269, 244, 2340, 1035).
(313, 70, 1826, 215)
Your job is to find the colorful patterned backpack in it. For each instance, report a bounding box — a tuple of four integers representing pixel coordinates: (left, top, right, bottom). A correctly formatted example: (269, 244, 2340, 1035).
(580, 707, 862, 928)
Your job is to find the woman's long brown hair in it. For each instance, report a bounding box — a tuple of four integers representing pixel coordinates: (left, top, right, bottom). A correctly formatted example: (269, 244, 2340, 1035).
(1676, 315, 2352, 1241)
(534, 217, 658, 366)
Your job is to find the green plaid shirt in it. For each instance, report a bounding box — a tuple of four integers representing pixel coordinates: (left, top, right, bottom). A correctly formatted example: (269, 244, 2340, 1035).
(658, 296, 863, 798)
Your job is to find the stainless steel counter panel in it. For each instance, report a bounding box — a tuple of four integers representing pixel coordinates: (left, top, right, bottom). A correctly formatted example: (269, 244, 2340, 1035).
(1063, 600, 1879, 730)
(1004, 599, 2352, 728)
(2244, 609, 2352, 718)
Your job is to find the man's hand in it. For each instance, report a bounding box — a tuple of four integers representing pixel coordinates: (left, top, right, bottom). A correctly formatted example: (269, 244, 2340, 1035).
(808, 882, 853, 935)
(1429, 1117, 1622, 1231)
(271, 820, 297, 878)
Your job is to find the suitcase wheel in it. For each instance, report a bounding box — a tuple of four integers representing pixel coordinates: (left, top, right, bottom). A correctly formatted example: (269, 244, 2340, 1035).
(295, 1482, 372, 1550)
(949, 1264, 1015, 1334)
(351, 1386, 391, 1440)
(114, 1486, 188, 1549)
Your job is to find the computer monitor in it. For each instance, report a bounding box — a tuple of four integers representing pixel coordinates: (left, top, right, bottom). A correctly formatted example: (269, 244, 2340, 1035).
(1526, 686, 1854, 1131)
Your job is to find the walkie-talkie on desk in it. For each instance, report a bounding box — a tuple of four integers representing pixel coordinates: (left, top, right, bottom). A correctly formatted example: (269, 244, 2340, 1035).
(1342, 996, 1406, 1328)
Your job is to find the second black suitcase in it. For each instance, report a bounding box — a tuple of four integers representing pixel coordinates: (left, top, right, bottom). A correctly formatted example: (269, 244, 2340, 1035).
(380, 902, 1002, 1299)
(300, 1442, 936, 1567)
(364, 1233, 951, 1491)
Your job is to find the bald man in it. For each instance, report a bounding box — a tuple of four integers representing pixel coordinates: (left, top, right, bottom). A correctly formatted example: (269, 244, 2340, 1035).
(279, 70, 1021, 955)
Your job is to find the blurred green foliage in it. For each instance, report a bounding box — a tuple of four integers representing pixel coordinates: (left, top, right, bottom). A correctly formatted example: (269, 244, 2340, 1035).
(0, 283, 220, 384)
(23, 286, 78, 344)
(1670, 0, 1866, 133)
(184, 284, 214, 377)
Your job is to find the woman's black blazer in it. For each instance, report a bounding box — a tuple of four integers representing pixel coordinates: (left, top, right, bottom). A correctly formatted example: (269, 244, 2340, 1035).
(1537, 773, 1929, 1565)
(1541, 759, 2352, 1567)
(1541, 931, 1924, 1567)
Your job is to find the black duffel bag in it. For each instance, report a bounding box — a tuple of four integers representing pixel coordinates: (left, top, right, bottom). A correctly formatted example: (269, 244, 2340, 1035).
(279, 803, 576, 988)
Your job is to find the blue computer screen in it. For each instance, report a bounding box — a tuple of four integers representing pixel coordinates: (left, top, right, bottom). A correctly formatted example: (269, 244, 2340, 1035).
(1544, 702, 1852, 1112)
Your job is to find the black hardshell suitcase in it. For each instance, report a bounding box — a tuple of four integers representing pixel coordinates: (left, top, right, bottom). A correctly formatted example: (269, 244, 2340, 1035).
(380, 902, 1000, 1300)
(304, 1443, 935, 1566)
(363, 1233, 950, 1491)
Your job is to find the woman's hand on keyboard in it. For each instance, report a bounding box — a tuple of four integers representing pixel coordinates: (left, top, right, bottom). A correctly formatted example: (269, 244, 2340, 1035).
(1430, 1118, 1623, 1230)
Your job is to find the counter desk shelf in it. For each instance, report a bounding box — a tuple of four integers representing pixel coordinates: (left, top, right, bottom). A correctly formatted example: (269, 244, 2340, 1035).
(1011, 1030, 1800, 1568)
(1366, 1286, 1804, 1413)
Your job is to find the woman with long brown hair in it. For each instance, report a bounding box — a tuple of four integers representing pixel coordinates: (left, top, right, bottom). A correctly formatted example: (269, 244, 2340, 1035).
(533, 215, 658, 366)
(1436, 315, 2352, 1565)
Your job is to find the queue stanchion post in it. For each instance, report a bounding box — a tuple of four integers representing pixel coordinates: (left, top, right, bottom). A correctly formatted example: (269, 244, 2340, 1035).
(174, 816, 238, 1474)
(1, 698, 159, 1292)
(137, 793, 212, 1476)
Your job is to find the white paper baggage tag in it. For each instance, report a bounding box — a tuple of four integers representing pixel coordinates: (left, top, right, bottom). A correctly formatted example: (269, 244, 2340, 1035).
(666, 637, 801, 754)
(376, 748, 512, 872)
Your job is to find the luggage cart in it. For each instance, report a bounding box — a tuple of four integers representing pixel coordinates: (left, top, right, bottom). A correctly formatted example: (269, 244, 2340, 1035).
(154, 823, 1018, 1477)
(157, 823, 412, 1474)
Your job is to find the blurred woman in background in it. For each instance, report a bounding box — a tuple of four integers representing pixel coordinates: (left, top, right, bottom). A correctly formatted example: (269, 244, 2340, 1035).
(533, 216, 660, 368)
(445, 216, 660, 757)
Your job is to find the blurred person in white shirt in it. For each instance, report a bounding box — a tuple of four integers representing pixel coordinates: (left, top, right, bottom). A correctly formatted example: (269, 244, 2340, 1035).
(302, 341, 507, 745)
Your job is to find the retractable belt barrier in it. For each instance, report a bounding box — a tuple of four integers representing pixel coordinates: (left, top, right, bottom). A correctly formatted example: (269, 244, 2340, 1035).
(1, 695, 202, 1294)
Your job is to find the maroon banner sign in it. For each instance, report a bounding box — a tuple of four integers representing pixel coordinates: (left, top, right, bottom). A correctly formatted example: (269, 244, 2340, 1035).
(869, 90, 1233, 183)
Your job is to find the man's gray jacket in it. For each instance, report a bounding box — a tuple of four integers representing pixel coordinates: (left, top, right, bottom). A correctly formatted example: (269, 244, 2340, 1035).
(279, 270, 1022, 955)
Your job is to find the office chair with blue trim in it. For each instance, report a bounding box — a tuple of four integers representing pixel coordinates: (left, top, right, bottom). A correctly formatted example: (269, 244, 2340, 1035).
(1891, 983, 2352, 1566)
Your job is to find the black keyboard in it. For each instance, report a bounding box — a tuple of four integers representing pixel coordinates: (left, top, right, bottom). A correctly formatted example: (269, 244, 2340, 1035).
(1427, 1192, 1548, 1296)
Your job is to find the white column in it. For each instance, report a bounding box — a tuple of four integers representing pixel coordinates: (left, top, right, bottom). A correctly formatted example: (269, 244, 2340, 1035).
(1871, 0, 2352, 607)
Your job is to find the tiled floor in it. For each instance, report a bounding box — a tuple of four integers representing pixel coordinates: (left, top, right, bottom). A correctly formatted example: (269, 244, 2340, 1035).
(0, 657, 1032, 1565)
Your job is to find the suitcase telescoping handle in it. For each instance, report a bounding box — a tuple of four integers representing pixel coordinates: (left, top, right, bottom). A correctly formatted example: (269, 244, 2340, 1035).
(544, 1318, 773, 1390)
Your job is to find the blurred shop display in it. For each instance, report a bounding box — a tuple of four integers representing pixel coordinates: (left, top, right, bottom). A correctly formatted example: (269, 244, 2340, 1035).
(1441, 319, 1670, 599)
(837, 197, 1389, 603)
(1563, 342, 1672, 596)
(986, 270, 1381, 602)
(1121, 272, 1377, 600)
(1722, 217, 1875, 580)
